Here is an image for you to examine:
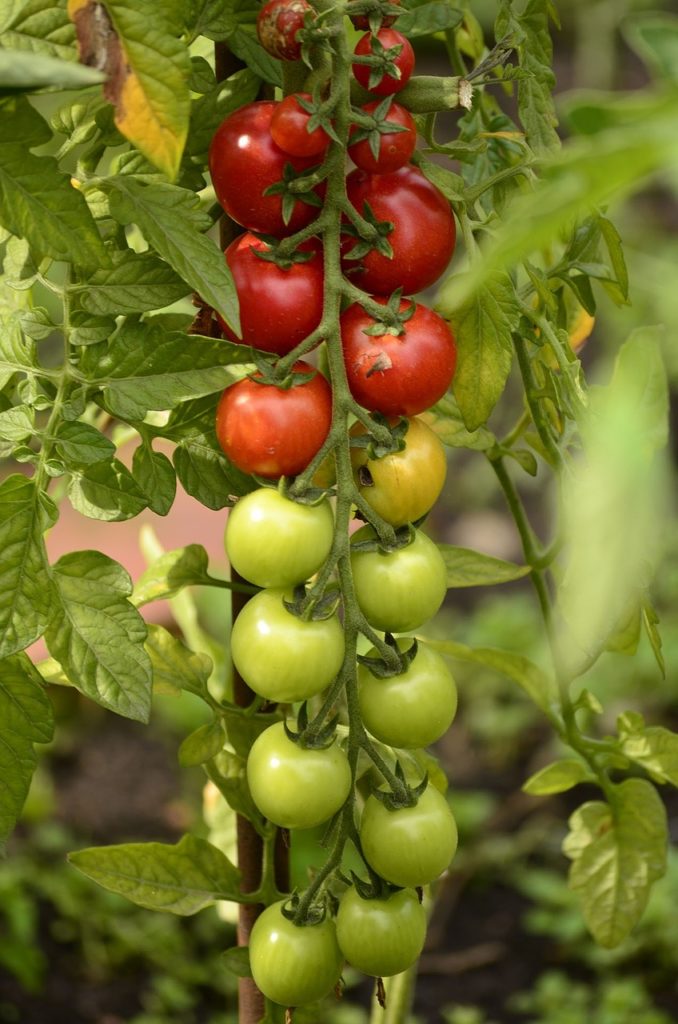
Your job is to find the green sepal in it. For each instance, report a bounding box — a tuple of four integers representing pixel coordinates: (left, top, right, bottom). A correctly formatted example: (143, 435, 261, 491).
(357, 634, 418, 678)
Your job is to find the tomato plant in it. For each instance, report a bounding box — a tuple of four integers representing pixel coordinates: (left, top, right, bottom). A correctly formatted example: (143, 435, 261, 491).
(271, 93, 331, 158)
(352, 28, 415, 96)
(215, 362, 332, 478)
(247, 721, 351, 829)
(248, 901, 343, 1006)
(348, 99, 417, 173)
(336, 887, 427, 977)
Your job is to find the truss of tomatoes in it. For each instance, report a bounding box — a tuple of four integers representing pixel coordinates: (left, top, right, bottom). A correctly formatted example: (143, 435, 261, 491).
(206, 4, 461, 1010)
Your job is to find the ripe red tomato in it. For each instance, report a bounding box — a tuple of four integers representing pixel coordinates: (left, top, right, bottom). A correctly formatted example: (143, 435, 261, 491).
(348, 100, 416, 174)
(271, 93, 331, 158)
(352, 29, 415, 96)
(215, 362, 332, 478)
(341, 297, 456, 415)
(217, 233, 323, 355)
(256, 0, 312, 61)
(342, 165, 456, 295)
(209, 102, 320, 238)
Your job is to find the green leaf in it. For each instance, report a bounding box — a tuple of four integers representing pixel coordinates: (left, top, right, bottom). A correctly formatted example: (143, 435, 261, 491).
(54, 421, 116, 467)
(421, 395, 496, 451)
(174, 432, 254, 510)
(187, 67, 259, 160)
(222, 708, 282, 761)
(68, 459, 148, 522)
(0, 96, 108, 268)
(223, 945, 252, 979)
(188, 0, 259, 41)
(179, 718, 225, 767)
(0, 404, 34, 442)
(80, 320, 251, 420)
(0, 652, 54, 846)
(228, 27, 282, 87)
(563, 779, 668, 947)
(70, 250, 188, 316)
(438, 271, 519, 431)
(132, 446, 176, 516)
(417, 159, 465, 203)
(68, 833, 242, 914)
(0, 0, 75, 61)
(512, 0, 560, 155)
(523, 758, 592, 795)
(45, 550, 152, 722)
(101, 177, 240, 333)
(642, 602, 665, 678)
(205, 749, 264, 830)
(425, 638, 557, 716)
(618, 715, 678, 787)
(132, 543, 214, 607)
(145, 623, 212, 699)
(0, 474, 56, 658)
(396, 2, 463, 38)
(439, 545, 530, 588)
(0, 48, 104, 93)
(623, 13, 678, 83)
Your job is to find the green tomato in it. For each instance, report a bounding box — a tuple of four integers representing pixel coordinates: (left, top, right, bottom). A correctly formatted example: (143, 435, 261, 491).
(336, 886, 427, 977)
(231, 588, 345, 702)
(360, 784, 458, 887)
(249, 901, 343, 1006)
(226, 488, 334, 587)
(247, 721, 352, 829)
(350, 525, 448, 632)
(359, 639, 457, 749)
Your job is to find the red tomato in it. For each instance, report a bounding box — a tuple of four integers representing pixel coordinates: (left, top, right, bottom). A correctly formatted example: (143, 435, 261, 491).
(350, 0, 401, 31)
(352, 29, 414, 96)
(348, 100, 416, 174)
(217, 233, 324, 355)
(341, 297, 456, 415)
(270, 93, 331, 158)
(209, 102, 320, 238)
(215, 362, 332, 478)
(256, 0, 312, 61)
(342, 165, 456, 295)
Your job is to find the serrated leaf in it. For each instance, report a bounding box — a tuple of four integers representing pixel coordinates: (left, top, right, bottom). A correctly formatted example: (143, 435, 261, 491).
(54, 421, 116, 466)
(132, 544, 213, 607)
(618, 722, 678, 787)
(523, 758, 592, 795)
(0, 652, 54, 846)
(439, 545, 530, 587)
(68, 833, 242, 913)
(101, 177, 240, 333)
(563, 779, 668, 947)
(179, 718, 225, 767)
(69, 0, 190, 181)
(426, 638, 557, 716)
(514, 0, 559, 154)
(132, 446, 176, 516)
(0, 475, 56, 658)
(0, 404, 33, 442)
(438, 271, 519, 431)
(396, 2, 462, 37)
(68, 459, 148, 522)
(174, 433, 255, 510)
(45, 550, 152, 722)
(0, 96, 108, 268)
(70, 250, 188, 315)
(420, 394, 496, 451)
(145, 623, 212, 698)
(0, 0, 75, 61)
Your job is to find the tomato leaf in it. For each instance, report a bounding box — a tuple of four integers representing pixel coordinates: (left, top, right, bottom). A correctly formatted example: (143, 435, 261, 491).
(174, 432, 256, 510)
(563, 779, 668, 948)
(131, 446, 176, 517)
(523, 758, 593, 796)
(420, 395, 496, 452)
(53, 422, 116, 467)
(205, 749, 266, 832)
(396, 2, 462, 38)
(69, 250, 188, 316)
(145, 623, 213, 699)
(68, 834, 242, 913)
(642, 601, 665, 678)
(45, 550, 152, 723)
(439, 545, 530, 588)
(622, 12, 678, 83)
(179, 719, 225, 767)
(0, 48, 104, 94)
(617, 713, 678, 787)
(132, 544, 213, 607)
(0, 653, 54, 848)
(0, 0, 76, 61)
(67, 459, 148, 522)
(223, 946, 252, 979)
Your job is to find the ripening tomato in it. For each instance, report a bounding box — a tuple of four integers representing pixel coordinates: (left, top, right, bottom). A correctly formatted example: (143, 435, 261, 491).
(215, 362, 332, 479)
(271, 93, 331, 158)
(249, 901, 343, 1006)
(348, 100, 416, 174)
(336, 887, 427, 977)
(358, 638, 458, 748)
(247, 722, 351, 829)
(341, 298, 457, 416)
(351, 417, 447, 527)
(350, 524, 448, 632)
(352, 29, 415, 96)
(360, 784, 458, 887)
(342, 166, 456, 295)
(225, 488, 334, 587)
(217, 233, 324, 355)
(209, 102, 320, 237)
(256, 0, 312, 60)
(230, 587, 345, 703)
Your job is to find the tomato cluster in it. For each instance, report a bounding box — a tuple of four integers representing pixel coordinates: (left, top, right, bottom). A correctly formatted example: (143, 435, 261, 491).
(206, 2, 461, 1008)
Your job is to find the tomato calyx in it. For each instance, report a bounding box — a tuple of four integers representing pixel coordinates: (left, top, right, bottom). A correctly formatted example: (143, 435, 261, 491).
(347, 869, 395, 902)
(263, 162, 325, 226)
(358, 290, 416, 338)
(249, 234, 318, 271)
(342, 201, 394, 260)
(357, 633, 418, 678)
(349, 413, 407, 460)
(350, 96, 409, 160)
(248, 355, 316, 390)
(352, 32, 406, 91)
(283, 582, 341, 621)
(285, 701, 342, 750)
(290, 90, 341, 145)
(372, 762, 429, 811)
(351, 521, 415, 554)
(280, 891, 329, 926)
(347, 0, 401, 33)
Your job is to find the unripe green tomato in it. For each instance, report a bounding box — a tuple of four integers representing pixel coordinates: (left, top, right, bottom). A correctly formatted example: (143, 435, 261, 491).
(350, 525, 448, 632)
(230, 588, 345, 702)
(359, 639, 457, 748)
(336, 887, 427, 977)
(249, 901, 343, 1006)
(360, 784, 458, 887)
(225, 488, 334, 587)
(247, 721, 352, 829)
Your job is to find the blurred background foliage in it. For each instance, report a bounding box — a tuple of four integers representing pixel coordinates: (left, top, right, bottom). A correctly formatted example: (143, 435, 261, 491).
(2, 0, 678, 1021)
